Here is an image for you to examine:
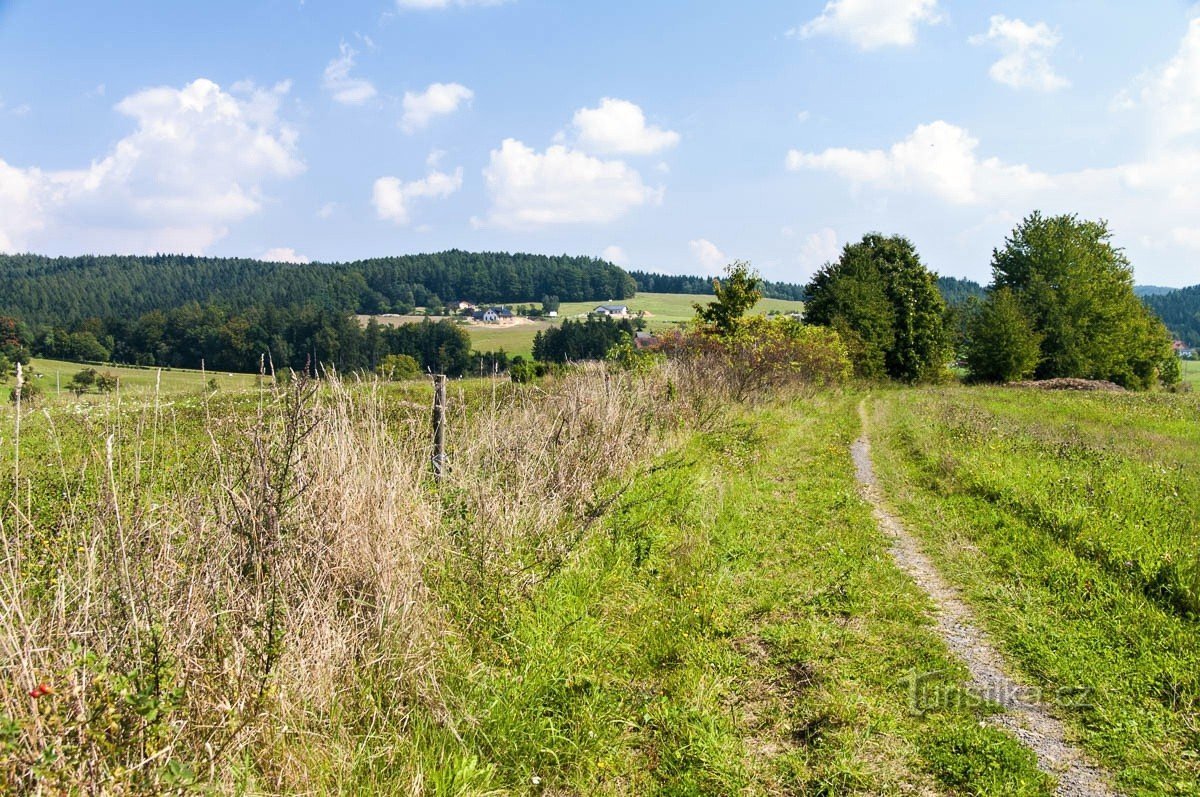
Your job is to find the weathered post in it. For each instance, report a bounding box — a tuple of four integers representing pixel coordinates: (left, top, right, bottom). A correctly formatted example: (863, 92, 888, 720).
(432, 374, 447, 480)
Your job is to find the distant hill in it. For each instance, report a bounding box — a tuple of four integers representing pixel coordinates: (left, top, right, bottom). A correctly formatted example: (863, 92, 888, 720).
(1134, 285, 1178, 297)
(628, 270, 806, 301)
(0, 251, 636, 326)
(1143, 285, 1200, 346)
(936, 276, 987, 306)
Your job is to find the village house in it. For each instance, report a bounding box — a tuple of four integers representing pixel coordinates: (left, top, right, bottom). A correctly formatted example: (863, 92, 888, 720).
(1174, 340, 1195, 358)
(473, 306, 515, 323)
(593, 304, 630, 318)
(452, 300, 476, 313)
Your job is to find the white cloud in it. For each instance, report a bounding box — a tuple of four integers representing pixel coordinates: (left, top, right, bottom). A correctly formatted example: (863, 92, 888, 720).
(570, 98, 680, 156)
(0, 78, 303, 254)
(372, 164, 463, 226)
(261, 247, 310, 263)
(796, 110, 811, 123)
(1125, 16, 1200, 143)
(480, 139, 662, 229)
(324, 42, 377, 106)
(601, 245, 629, 266)
(787, 120, 1053, 205)
(970, 16, 1069, 92)
(317, 202, 337, 219)
(793, 0, 941, 50)
(401, 82, 473, 133)
(689, 238, 727, 274)
(798, 227, 840, 269)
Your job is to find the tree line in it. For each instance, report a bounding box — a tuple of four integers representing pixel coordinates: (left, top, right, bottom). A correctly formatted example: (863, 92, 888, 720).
(626, 270, 808, 301)
(802, 212, 1179, 390)
(1142, 285, 1200, 347)
(0, 251, 636, 326)
(4, 303, 474, 378)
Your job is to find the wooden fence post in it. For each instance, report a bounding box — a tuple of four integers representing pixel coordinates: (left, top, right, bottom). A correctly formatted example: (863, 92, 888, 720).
(432, 374, 447, 480)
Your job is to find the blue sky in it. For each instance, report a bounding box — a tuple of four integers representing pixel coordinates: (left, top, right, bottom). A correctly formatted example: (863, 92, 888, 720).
(1, 1, 1199, 286)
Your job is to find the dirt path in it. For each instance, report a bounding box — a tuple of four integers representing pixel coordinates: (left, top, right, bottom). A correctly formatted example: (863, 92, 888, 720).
(852, 401, 1119, 797)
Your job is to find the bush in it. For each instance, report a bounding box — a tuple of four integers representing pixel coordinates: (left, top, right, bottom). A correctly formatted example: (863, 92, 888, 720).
(8, 380, 43, 405)
(376, 353, 422, 381)
(659, 317, 851, 402)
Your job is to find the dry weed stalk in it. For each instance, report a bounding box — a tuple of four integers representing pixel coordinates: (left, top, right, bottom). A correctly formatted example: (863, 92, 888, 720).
(0, 362, 681, 792)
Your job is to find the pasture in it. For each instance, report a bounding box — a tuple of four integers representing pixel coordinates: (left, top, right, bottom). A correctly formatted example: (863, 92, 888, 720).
(357, 293, 806, 358)
(8, 358, 263, 400)
(3, 364, 1197, 794)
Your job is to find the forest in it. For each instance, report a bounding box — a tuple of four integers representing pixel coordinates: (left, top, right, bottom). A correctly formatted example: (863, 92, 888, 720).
(1143, 284, 1200, 346)
(0, 251, 637, 325)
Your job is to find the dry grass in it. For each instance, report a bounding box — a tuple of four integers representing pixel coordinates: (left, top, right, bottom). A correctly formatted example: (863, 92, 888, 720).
(0, 363, 679, 793)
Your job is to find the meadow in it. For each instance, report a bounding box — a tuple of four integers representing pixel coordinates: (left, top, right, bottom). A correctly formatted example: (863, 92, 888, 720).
(869, 386, 1200, 795)
(2, 355, 1197, 794)
(1183, 358, 1199, 387)
(359, 293, 807, 358)
(11, 358, 263, 400)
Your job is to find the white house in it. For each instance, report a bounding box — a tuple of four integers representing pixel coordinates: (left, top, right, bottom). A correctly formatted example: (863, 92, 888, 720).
(593, 304, 630, 317)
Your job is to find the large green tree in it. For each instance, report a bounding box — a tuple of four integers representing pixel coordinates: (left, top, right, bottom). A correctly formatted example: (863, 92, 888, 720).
(982, 212, 1177, 389)
(963, 288, 1042, 383)
(804, 234, 949, 382)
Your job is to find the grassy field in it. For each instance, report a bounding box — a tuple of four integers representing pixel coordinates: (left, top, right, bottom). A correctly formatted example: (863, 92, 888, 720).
(7, 357, 262, 399)
(557, 292, 805, 325)
(1182, 358, 1199, 387)
(869, 386, 1200, 796)
(358, 293, 806, 358)
(6, 360, 1199, 793)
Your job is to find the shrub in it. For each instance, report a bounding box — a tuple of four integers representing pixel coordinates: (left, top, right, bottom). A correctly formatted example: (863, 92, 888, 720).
(376, 353, 422, 381)
(659, 317, 851, 403)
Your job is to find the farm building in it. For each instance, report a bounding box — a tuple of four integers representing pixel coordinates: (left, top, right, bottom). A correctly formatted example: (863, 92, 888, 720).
(593, 304, 630, 317)
(472, 306, 514, 323)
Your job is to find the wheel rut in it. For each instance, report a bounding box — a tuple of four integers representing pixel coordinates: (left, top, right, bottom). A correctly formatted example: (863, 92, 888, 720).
(852, 401, 1119, 797)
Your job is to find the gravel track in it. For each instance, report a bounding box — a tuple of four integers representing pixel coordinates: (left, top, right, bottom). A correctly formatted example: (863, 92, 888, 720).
(852, 401, 1119, 797)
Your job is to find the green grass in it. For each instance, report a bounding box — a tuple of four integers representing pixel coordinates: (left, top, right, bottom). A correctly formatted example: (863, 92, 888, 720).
(8, 357, 262, 400)
(1182, 358, 1199, 388)
(869, 386, 1200, 796)
(464, 292, 806, 357)
(557, 292, 804, 326)
(324, 395, 1049, 794)
(463, 320, 554, 358)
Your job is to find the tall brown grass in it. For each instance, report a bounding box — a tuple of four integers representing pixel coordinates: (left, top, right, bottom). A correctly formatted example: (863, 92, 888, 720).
(1, 363, 679, 793)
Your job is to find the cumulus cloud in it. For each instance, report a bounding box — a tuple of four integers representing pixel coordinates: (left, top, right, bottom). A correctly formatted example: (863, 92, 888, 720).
(797, 227, 840, 270)
(793, 0, 941, 50)
(601, 245, 629, 266)
(479, 139, 662, 229)
(970, 16, 1069, 92)
(689, 238, 727, 274)
(570, 98, 680, 156)
(372, 164, 463, 226)
(1123, 15, 1200, 144)
(260, 247, 310, 263)
(787, 120, 1053, 205)
(0, 78, 303, 254)
(401, 82, 473, 133)
(323, 42, 377, 105)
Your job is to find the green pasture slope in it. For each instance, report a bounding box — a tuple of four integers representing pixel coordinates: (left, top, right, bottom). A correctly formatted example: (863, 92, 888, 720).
(869, 386, 1200, 796)
(464, 292, 805, 357)
(8, 358, 261, 399)
(1183, 358, 1199, 388)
